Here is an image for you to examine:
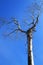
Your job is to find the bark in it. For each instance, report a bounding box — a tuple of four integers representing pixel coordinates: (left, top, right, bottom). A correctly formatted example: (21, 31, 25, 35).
(27, 29, 34, 65)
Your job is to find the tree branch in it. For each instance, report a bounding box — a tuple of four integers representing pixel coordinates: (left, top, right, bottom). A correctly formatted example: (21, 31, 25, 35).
(5, 28, 26, 36)
(31, 14, 39, 29)
(27, 14, 39, 33)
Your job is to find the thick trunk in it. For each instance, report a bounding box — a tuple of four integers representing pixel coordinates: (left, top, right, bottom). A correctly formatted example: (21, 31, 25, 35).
(27, 30, 34, 65)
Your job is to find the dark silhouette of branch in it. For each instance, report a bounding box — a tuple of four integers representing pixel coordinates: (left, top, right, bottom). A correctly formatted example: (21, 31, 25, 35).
(5, 28, 26, 36)
(26, 13, 40, 34)
(30, 14, 39, 29)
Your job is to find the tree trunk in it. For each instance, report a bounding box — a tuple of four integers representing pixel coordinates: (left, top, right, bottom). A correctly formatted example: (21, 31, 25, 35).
(27, 29, 34, 65)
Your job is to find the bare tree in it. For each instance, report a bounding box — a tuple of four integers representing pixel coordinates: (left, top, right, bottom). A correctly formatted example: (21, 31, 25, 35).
(0, 2, 42, 65)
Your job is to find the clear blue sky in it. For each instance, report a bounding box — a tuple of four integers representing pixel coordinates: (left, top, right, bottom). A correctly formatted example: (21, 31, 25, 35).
(0, 0, 43, 65)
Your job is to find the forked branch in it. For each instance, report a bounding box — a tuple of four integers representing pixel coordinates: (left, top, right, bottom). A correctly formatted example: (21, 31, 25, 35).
(5, 28, 26, 36)
(5, 18, 26, 36)
(27, 14, 40, 33)
(31, 14, 39, 29)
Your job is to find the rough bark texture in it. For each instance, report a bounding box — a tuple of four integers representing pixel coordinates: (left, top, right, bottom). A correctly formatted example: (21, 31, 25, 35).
(27, 29, 34, 65)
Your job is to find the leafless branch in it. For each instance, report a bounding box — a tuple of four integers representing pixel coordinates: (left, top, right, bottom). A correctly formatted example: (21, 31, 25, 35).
(5, 28, 26, 36)
(27, 14, 39, 33)
(0, 2, 42, 37)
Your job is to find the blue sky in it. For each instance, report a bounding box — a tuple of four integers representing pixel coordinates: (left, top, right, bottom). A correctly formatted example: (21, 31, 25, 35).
(0, 0, 43, 65)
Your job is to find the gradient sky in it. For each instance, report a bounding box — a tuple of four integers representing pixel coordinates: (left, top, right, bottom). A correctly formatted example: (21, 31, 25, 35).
(0, 0, 43, 65)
